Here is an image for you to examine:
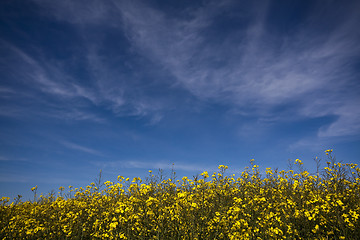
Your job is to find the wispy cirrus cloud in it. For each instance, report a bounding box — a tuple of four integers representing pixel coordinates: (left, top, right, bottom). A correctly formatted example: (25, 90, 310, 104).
(1, 38, 163, 123)
(5, 0, 360, 137)
(0, 39, 105, 121)
(3, 41, 99, 102)
(61, 141, 104, 156)
(112, 0, 360, 137)
(85, 47, 168, 123)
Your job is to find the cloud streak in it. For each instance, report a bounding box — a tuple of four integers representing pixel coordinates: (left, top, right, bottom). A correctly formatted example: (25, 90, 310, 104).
(61, 141, 104, 156)
(112, 0, 360, 137)
(4, 0, 360, 137)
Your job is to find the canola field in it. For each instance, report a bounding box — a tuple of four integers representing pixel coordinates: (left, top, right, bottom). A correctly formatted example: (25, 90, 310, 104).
(1, 150, 359, 239)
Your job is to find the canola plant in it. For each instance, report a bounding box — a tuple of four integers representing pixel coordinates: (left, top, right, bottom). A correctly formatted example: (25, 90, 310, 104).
(1, 150, 359, 239)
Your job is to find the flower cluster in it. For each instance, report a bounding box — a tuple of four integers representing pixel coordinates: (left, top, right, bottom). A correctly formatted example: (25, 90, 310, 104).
(1, 151, 359, 239)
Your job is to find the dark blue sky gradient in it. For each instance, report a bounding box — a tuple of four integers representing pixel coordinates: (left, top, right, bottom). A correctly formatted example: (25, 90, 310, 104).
(1, 0, 359, 200)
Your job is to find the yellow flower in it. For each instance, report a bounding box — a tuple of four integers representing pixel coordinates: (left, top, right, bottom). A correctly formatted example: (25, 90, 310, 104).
(312, 224, 319, 233)
(2, 150, 359, 239)
(200, 171, 209, 178)
(295, 159, 303, 165)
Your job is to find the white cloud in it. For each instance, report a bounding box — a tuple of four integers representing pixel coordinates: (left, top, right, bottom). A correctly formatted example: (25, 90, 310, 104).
(318, 102, 360, 138)
(1, 40, 99, 102)
(1, 37, 168, 124)
(6, 0, 360, 136)
(112, 0, 360, 137)
(61, 141, 104, 156)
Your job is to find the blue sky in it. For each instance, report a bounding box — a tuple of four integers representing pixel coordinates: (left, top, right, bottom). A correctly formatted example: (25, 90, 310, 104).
(1, 0, 359, 200)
